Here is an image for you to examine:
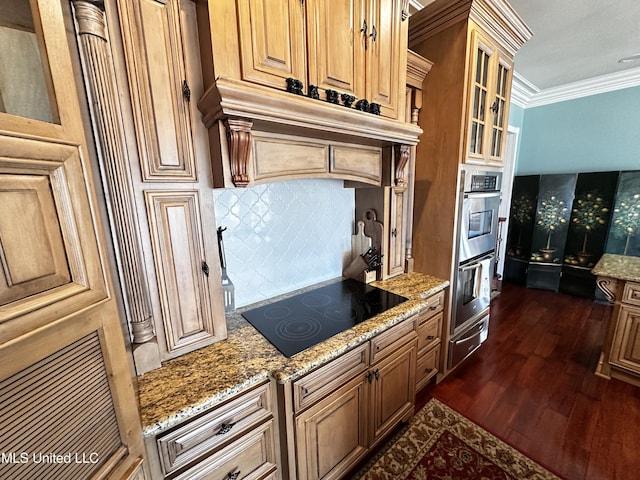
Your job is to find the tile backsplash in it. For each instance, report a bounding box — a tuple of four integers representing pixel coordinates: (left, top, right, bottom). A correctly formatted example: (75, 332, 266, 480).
(213, 179, 354, 307)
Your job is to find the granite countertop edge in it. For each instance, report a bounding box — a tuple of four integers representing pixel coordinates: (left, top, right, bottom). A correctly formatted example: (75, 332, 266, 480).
(592, 253, 640, 283)
(138, 273, 448, 437)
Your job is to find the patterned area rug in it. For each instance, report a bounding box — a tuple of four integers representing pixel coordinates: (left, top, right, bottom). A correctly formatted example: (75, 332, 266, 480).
(353, 398, 562, 480)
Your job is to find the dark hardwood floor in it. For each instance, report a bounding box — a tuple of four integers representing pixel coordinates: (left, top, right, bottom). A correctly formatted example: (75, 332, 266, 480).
(418, 281, 640, 480)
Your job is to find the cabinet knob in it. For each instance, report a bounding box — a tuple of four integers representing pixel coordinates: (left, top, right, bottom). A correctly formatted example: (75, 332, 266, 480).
(491, 100, 499, 114)
(429, 305, 437, 311)
(374, 368, 380, 380)
(391, 228, 397, 237)
(425, 368, 434, 374)
(370, 25, 377, 42)
(201, 261, 210, 277)
(367, 371, 374, 384)
(226, 471, 241, 480)
(427, 335, 435, 341)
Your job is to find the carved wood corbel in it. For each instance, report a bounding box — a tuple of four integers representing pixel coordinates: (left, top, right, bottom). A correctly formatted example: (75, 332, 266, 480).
(401, 0, 410, 21)
(224, 118, 253, 187)
(394, 144, 411, 186)
(596, 277, 619, 303)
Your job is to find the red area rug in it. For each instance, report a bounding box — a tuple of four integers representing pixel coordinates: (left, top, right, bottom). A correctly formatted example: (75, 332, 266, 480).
(354, 398, 561, 480)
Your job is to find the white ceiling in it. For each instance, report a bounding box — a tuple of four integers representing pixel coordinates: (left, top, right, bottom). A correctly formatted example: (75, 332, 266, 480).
(411, 0, 640, 107)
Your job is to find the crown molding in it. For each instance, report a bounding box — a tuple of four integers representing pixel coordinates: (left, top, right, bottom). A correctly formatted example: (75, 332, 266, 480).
(512, 66, 640, 109)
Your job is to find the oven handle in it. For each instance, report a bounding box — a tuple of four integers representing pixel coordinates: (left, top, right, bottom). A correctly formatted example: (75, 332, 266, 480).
(459, 254, 493, 271)
(463, 191, 500, 199)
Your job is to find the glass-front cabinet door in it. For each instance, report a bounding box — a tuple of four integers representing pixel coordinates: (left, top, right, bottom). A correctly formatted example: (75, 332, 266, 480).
(465, 28, 513, 166)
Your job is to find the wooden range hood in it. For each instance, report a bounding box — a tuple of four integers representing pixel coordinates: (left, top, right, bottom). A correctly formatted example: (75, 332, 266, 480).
(194, 0, 423, 189)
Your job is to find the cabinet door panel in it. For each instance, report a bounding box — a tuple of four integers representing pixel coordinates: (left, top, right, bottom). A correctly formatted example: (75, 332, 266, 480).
(296, 375, 368, 480)
(119, 0, 199, 181)
(145, 191, 225, 354)
(387, 186, 405, 277)
(466, 31, 493, 162)
(367, 0, 402, 118)
(610, 305, 640, 373)
(0, 174, 70, 304)
(488, 53, 512, 163)
(370, 342, 416, 445)
(307, 0, 365, 98)
(237, 0, 306, 90)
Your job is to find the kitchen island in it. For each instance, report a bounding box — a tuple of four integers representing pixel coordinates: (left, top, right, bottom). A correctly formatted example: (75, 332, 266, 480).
(137, 272, 447, 479)
(592, 254, 640, 387)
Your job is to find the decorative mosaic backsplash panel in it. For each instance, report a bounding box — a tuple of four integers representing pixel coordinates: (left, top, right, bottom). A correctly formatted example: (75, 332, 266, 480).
(213, 179, 354, 307)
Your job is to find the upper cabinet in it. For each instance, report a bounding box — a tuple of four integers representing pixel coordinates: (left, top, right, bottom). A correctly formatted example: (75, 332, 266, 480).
(196, 0, 420, 188)
(465, 30, 513, 165)
(307, 0, 405, 119)
(408, 0, 531, 282)
(409, 0, 531, 166)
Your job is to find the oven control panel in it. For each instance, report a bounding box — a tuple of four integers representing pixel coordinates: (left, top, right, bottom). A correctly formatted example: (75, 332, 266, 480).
(469, 174, 498, 192)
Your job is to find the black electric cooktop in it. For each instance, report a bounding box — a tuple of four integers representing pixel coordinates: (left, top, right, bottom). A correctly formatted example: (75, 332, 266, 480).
(241, 279, 408, 357)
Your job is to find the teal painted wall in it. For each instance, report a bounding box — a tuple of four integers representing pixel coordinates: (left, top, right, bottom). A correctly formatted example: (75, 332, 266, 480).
(513, 86, 640, 175)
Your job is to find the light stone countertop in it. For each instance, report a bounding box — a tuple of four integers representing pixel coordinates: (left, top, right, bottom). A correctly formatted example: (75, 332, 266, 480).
(137, 272, 448, 437)
(592, 253, 640, 283)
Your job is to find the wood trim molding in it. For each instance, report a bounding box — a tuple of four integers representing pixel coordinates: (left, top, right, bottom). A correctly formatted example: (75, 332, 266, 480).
(73, 0, 160, 373)
(408, 0, 532, 56)
(225, 118, 253, 187)
(199, 78, 423, 146)
(401, 0, 410, 21)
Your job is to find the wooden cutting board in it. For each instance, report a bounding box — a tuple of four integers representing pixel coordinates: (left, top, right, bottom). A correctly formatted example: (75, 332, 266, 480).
(351, 220, 372, 260)
(362, 209, 383, 256)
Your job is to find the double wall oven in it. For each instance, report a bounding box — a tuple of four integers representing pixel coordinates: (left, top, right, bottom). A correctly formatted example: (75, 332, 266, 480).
(449, 166, 502, 369)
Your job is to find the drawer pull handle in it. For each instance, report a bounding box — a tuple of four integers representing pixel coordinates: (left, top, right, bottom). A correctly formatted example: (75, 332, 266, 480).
(426, 335, 435, 341)
(227, 470, 241, 480)
(374, 368, 380, 381)
(429, 306, 437, 311)
(367, 371, 374, 384)
(376, 345, 380, 351)
(215, 422, 236, 436)
(425, 368, 434, 374)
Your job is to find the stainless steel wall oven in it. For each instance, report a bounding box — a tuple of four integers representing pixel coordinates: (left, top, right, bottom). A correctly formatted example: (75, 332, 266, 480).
(449, 166, 502, 369)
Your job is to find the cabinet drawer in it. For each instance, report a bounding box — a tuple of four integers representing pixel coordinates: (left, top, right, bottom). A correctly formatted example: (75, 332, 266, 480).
(416, 344, 440, 389)
(293, 343, 369, 413)
(419, 291, 444, 320)
(370, 317, 417, 364)
(623, 282, 640, 307)
(157, 382, 273, 475)
(330, 145, 382, 185)
(173, 419, 278, 480)
(417, 312, 443, 352)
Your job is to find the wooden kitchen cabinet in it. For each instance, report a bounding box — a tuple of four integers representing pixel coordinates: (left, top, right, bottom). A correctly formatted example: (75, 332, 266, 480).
(408, 1, 531, 377)
(465, 29, 514, 166)
(306, 0, 406, 119)
(609, 303, 640, 373)
(107, 0, 227, 366)
(145, 381, 280, 480)
(286, 318, 417, 480)
(414, 290, 445, 390)
(0, 1, 145, 478)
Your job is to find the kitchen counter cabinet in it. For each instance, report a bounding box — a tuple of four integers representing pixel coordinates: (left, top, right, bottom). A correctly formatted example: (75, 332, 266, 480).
(593, 254, 640, 387)
(137, 273, 447, 478)
(290, 317, 417, 480)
